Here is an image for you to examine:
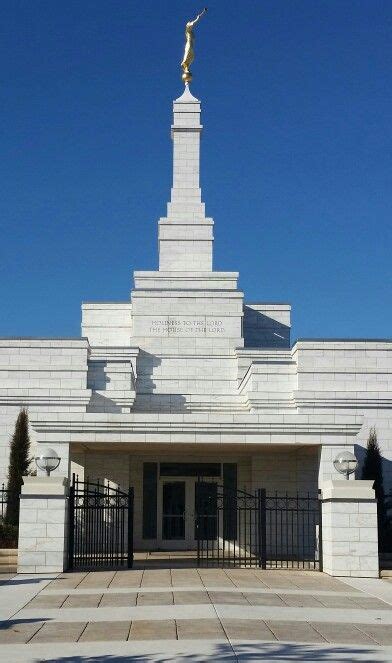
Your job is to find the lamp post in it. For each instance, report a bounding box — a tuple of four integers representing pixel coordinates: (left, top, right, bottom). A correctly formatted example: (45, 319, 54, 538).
(333, 451, 358, 480)
(35, 448, 61, 476)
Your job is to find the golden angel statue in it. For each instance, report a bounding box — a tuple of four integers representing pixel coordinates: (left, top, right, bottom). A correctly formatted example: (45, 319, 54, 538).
(181, 8, 207, 85)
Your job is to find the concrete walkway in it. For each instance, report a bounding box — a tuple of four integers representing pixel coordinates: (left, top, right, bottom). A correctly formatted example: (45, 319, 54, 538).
(1, 568, 392, 661)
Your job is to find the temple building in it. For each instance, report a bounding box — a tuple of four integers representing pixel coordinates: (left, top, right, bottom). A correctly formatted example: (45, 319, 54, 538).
(1, 83, 391, 562)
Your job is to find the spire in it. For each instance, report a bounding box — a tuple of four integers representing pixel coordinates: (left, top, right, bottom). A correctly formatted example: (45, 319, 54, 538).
(158, 90, 214, 271)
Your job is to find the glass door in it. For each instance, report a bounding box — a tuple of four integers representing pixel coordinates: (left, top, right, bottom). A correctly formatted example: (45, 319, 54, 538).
(162, 481, 186, 541)
(158, 478, 198, 549)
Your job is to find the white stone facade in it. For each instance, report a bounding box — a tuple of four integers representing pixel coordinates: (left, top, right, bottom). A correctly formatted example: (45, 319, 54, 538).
(17, 476, 69, 573)
(1, 87, 391, 572)
(320, 480, 379, 577)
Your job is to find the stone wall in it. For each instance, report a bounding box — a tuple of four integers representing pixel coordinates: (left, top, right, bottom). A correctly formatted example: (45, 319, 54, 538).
(293, 341, 392, 487)
(0, 339, 90, 484)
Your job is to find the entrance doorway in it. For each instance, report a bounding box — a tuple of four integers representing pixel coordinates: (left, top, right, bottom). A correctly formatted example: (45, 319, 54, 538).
(157, 478, 219, 550)
(158, 477, 215, 549)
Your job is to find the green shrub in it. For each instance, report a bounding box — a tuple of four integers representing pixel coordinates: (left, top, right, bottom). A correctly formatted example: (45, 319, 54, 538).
(5, 408, 32, 527)
(0, 521, 18, 548)
(361, 427, 392, 553)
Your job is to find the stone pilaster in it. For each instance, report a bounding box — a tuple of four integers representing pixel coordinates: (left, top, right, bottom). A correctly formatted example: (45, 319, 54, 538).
(158, 86, 214, 271)
(17, 476, 69, 573)
(320, 479, 379, 577)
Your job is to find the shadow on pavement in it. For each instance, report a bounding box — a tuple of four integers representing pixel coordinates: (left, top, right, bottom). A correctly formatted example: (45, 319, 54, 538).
(0, 618, 48, 630)
(38, 642, 381, 662)
(0, 577, 56, 587)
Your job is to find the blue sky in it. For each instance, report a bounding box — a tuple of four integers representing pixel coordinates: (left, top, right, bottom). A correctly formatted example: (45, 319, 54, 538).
(1, 0, 391, 342)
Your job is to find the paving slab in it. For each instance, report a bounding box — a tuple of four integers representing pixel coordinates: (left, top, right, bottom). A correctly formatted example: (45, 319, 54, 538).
(266, 620, 325, 643)
(0, 619, 44, 644)
(140, 570, 172, 587)
(351, 596, 392, 610)
(29, 621, 87, 643)
(279, 593, 324, 608)
(290, 576, 358, 592)
(79, 620, 131, 641)
(171, 570, 204, 587)
(62, 593, 102, 608)
(129, 619, 177, 640)
(316, 594, 367, 608)
(176, 617, 225, 640)
(225, 570, 268, 588)
(136, 590, 174, 605)
(198, 571, 235, 587)
(355, 623, 392, 646)
(25, 594, 66, 609)
(222, 618, 276, 641)
(243, 592, 285, 606)
(99, 592, 137, 607)
(173, 590, 211, 604)
(311, 621, 377, 645)
(45, 573, 85, 591)
(208, 591, 249, 604)
(251, 571, 304, 590)
(77, 571, 116, 588)
(109, 570, 143, 588)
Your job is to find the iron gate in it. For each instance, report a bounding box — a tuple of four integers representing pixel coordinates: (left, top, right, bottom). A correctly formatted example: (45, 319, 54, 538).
(196, 482, 321, 570)
(68, 475, 134, 570)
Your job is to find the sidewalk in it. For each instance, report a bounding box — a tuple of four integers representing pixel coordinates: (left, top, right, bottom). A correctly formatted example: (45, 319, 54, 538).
(1, 568, 392, 662)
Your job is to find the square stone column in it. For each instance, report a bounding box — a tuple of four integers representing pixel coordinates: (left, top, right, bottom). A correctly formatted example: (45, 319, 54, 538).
(320, 479, 379, 578)
(17, 476, 69, 574)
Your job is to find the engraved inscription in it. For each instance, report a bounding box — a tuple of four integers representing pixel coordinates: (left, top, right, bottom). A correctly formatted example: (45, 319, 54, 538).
(149, 317, 225, 336)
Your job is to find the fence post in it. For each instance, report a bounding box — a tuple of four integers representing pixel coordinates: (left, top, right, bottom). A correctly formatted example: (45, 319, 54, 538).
(318, 489, 323, 572)
(258, 488, 267, 569)
(68, 477, 75, 570)
(127, 487, 134, 569)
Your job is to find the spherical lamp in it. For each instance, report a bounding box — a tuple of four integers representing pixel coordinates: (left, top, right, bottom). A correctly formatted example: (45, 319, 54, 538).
(35, 448, 61, 476)
(333, 451, 358, 480)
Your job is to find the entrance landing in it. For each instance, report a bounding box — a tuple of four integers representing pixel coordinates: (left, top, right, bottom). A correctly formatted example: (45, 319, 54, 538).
(133, 550, 320, 570)
(134, 550, 198, 569)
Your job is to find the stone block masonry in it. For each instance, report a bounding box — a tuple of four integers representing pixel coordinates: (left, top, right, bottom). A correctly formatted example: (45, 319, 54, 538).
(17, 475, 69, 573)
(320, 479, 379, 578)
(158, 86, 213, 272)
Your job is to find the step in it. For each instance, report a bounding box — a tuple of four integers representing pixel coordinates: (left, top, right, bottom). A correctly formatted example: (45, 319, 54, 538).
(380, 569, 392, 578)
(0, 548, 18, 572)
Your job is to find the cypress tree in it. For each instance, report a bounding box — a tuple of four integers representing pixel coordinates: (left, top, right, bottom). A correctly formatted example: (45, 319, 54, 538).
(5, 408, 32, 527)
(361, 427, 390, 553)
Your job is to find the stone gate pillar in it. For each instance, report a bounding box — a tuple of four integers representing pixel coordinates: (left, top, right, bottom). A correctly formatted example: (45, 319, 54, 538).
(320, 479, 379, 577)
(17, 476, 69, 574)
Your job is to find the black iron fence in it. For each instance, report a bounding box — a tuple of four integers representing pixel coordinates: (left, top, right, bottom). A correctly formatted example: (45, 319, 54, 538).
(0, 484, 20, 547)
(0, 484, 9, 521)
(0, 484, 20, 522)
(196, 482, 264, 568)
(265, 492, 322, 570)
(196, 483, 321, 570)
(68, 475, 134, 570)
(377, 491, 392, 556)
